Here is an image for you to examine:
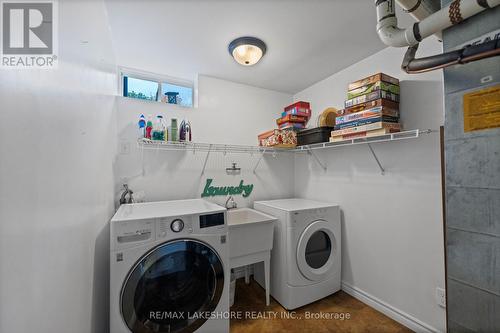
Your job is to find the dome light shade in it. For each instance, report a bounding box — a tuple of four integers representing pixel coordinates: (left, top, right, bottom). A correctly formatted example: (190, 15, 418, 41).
(228, 37, 267, 66)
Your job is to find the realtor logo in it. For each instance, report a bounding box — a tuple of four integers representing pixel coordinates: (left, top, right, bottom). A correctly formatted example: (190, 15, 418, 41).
(1, 0, 58, 68)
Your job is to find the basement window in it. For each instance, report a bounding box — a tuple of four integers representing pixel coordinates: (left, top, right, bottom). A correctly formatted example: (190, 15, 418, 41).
(123, 76, 159, 101)
(121, 69, 194, 108)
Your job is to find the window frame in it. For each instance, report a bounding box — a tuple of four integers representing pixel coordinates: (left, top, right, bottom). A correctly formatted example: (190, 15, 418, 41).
(119, 67, 197, 108)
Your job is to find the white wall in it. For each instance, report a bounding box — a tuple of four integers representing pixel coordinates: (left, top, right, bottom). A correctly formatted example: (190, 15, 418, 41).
(293, 39, 446, 332)
(0, 1, 117, 333)
(114, 75, 294, 208)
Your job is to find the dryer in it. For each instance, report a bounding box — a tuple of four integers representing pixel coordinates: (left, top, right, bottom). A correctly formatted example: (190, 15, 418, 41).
(110, 199, 229, 333)
(254, 199, 341, 310)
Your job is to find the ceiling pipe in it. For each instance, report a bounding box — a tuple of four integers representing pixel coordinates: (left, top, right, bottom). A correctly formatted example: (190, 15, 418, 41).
(396, 0, 443, 39)
(376, 0, 500, 48)
(402, 38, 500, 73)
(396, 0, 439, 21)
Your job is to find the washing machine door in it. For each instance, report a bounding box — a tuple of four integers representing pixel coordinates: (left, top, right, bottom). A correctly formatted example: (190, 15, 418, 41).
(296, 220, 337, 281)
(121, 239, 224, 333)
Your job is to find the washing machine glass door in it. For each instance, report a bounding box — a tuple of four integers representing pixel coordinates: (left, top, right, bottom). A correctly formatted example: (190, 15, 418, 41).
(296, 220, 337, 281)
(121, 239, 224, 333)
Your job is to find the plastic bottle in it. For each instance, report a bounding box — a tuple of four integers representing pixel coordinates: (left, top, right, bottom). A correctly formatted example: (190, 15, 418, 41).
(171, 118, 178, 142)
(180, 119, 192, 142)
(138, 114, 146, 139)
(152, 115, 166, 141)
(145, 115, 153, 139)
(163, 121, 170, 141)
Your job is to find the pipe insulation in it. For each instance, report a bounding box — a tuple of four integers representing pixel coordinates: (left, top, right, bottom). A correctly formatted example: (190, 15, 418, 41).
(401, 38, 500, 73)
(376, 0, 500, 47)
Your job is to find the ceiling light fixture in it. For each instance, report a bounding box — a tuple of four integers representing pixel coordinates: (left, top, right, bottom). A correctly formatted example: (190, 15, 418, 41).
(228, 37, 267, 66)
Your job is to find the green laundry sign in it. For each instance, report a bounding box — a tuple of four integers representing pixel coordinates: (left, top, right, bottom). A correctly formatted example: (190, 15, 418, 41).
(201, 179, 254, 198)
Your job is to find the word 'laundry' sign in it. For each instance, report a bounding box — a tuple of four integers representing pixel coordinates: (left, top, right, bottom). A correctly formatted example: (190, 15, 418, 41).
(201, 179, 253, 198)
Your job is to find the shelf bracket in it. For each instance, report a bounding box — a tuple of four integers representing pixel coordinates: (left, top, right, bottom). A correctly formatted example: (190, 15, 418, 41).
(253, 148, 266, 174)
(307, 147, 327, 171)
(367, 144, 385, 175)
(201, 144, 212, 175)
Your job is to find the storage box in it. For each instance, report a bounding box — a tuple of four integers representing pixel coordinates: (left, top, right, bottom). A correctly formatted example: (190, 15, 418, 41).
(331, 121, 401, 137)
(347, 81, 400, 99)
(334, 115, 399, 130)
(297, 127, 333, 146)
(336, 106, 399, 125)
(279, 122, 306, 130)
(348, 73, 399, 91)
(258, 130, 275, 146)
(329, 128, 401, 142)
(344, 98, 399, 114)
(258, 129, 297, 147)
(281, 109, 311, 119)
(345, 90, 399, 108)
(276, 114, 308, 126)
(285, 101, 310, 112)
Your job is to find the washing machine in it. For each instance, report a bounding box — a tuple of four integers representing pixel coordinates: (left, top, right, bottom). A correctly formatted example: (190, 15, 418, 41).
(110, 199, 229, 333)
(253, 199, 341, 310)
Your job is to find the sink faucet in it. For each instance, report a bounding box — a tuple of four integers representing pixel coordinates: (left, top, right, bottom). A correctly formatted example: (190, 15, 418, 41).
(225, 195, 237, 210)
(119, 184, 134, 205)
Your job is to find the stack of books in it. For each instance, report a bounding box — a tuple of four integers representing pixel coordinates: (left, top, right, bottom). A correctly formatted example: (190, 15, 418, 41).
(330, 73, 401, 142)
(277, 101, 311, 130)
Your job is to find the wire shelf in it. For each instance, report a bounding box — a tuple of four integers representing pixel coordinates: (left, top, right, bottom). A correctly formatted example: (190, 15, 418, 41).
(137, 139, 293, 154)
(138, 129, 432, 154)
(295, 129, 430, 151)
(137, 129, 436, 175)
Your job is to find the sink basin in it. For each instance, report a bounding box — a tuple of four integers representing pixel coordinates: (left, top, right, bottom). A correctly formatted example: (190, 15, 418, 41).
(227, 208, 276, 259)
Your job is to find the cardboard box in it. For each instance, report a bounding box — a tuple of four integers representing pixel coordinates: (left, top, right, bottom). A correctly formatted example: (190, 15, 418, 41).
(277, 114, 308, 126)
(331, 121, 401, 137)
(285, 101, 310, 112)
(334, 115, 399, 130)
(345, 90, 399, 108)
(347, 81, 400, 99)
(329, 128, 401, 142)
(344, 98, 399, 114)
(336, 106, 399, 125)
(348, 73, 399, 91)
(258, 129, 297, 147)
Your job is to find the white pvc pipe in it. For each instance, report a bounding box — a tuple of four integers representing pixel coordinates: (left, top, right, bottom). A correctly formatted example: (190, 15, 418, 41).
(396, 0, 443, 40)
(376, 0, 500, 47)
(396, 0, 437, 21)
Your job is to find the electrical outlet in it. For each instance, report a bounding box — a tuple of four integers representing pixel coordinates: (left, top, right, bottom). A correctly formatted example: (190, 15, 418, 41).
(436, 287, 446, 308)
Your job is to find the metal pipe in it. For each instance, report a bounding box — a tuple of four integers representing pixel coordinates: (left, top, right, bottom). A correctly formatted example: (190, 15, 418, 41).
(376, 0, 500, 47)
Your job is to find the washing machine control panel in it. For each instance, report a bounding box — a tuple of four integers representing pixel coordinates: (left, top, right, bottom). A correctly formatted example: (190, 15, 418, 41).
(156, 212, 227, 239)
(112, 219, 155, 250)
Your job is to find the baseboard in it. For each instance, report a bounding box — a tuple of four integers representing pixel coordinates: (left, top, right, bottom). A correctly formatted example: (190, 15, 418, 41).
(341, 282, 441, 333)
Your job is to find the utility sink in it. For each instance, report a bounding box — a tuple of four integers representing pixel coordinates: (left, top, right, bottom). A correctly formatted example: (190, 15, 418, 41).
(227, 208, 276, 259)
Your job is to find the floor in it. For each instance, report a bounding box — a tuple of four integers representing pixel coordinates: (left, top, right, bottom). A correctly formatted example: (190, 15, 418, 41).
(230, 279, 413, 333)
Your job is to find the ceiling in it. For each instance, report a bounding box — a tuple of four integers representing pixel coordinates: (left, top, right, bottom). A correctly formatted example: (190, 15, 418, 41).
(104, 0, 415, 94)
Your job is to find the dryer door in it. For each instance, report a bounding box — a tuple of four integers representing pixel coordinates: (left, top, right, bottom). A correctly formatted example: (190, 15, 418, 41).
(296, 220, 338, 281)
(121, 239, 224, 333)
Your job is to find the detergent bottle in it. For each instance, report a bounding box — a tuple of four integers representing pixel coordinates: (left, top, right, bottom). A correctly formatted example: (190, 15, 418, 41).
(138, 114, 146, 139)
